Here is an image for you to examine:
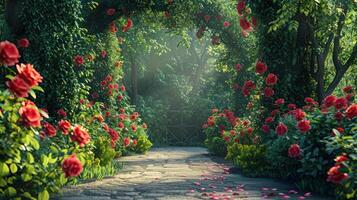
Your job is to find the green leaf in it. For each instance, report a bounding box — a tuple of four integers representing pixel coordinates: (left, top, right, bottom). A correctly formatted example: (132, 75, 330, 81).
(5, 75, 14, 80)
(0, 163, 10, 177)
(26, 153, 34, 164)
(21, 173, 32, 182)
(32, 86, 44, 92)
(29, 90, 36, 99)
(38, 190, 49, 200)
(10, 163, 18, 174)
(5, 186, 16, 197)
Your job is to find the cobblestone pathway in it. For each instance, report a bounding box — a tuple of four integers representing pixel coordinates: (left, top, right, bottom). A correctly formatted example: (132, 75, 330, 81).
(56, 147, 331, 200)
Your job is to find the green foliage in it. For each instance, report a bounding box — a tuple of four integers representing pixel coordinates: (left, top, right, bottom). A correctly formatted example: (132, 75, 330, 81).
(0, 89, 65, 200)
(228, 144, 268, 177)
(93, 137, 117, 166)
(133, 134, 153, 154)
(18, 0, 93, 117)
(205, 137, 227, 157)
(325, 132, 357, 200)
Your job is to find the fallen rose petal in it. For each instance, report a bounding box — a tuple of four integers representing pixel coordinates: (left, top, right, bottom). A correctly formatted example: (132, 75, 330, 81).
(304, 192, 311, 197)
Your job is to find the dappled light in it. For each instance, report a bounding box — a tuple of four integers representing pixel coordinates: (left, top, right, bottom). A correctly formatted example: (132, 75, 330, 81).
(0, 0, 356, 200)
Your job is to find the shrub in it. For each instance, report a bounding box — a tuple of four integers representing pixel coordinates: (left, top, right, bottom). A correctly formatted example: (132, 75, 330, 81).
(202, 109, 237, 156)
(133, 134, 153, 154)
(324, 131, 357, 200)
(228, 144, 268, 177)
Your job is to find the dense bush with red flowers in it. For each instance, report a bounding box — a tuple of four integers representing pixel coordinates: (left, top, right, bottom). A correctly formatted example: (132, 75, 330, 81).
(203, 58, 356, 199)
(0, 39, 152, 199)
(202, 108, 238, 156)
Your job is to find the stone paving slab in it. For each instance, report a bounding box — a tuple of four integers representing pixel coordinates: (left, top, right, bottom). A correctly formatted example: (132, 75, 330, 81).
(54, 147, 332, 200)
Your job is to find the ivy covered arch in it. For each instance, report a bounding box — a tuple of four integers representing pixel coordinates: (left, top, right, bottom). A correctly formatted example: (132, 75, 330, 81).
(4, 0, 257, 117)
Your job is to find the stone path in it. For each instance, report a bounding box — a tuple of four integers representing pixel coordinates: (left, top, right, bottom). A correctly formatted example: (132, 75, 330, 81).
(56, 147, 331, 200)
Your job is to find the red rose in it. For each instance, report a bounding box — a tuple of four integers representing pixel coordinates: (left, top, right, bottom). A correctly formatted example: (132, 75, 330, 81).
(275, 98, 285, 106)
(121, 85, 126, 92)
(43, 122, 57, 137)
(327, 165, 349, 184)
(262, 124, 270, 133)
(58, 120, 71, 135)
(108, 128, 119, 142)
(101, 50, 107, 58)
(102, 123, 109, 132)
(211, 36, 220, 45)
(164, 11, 170, 18)
(74, 55, 84, 65)
(204, 15, 211, 22)
(95, 115, 104, 123)
(304, 97, 316, 105)
(288, 104, 297, 110)
(293, 109, 306, 121)
(264, 87, 274, 97)
(334, 97, 347, 110)
(343, 86, 353, 93)
(275, 123, 288, 136)
(239, 18, 251, 31)
(255, 61, 268, 75)
(235, 63, 242, 71)
(119, 114, 126, 121)
(0, 41, 20, 66)
(323, 95, 336, 108)
(106, 8, 116, 16)
(247, 127, 253, 135)
(236, 1, 246, 16)
(265, 73, 278, 86)
(130, 114, 138, 121)
(229, 130, 236, 136)
(122, 18, 133, 32)
(131, 125, 137, 132)
(17, 38, 30, 48)
(132, 139, 138, 146)
(334, 112, 344, 121)
(270, 109, 280, 117)
(223, 21, 230, 27)
(57, 109, 67, 117)
(335, 155, 348, 163)
(91, 92, 99, 99)
(61, 154, 83, 178)
(119, 108, 125, 113)
(16, 63, 43, 87)
(117, 95, 123, 101)
(6, 76, 30, 97)
(297, 120, 311, 133)
(345, 104, 357, 120)
(288, 144, 301, 158)
(243, 80, 256, 90)
(124, 137, 130, 147)
(118, 122, 124, 129)
(19, 101, 42, 127)
(142, 123, 147, 129)
(265, 117, 274, 123)
(109, 23, 118, 33)
(71, 125, 90, 147)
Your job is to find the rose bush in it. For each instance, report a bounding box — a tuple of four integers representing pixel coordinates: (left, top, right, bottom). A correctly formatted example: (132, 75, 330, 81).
(203, 58, 356, 199)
